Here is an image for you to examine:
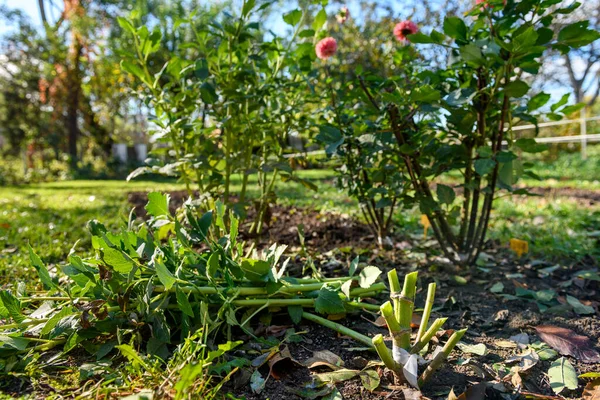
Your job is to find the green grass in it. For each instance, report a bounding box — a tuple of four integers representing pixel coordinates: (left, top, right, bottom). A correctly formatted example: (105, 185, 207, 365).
(1, 162, 598, 286)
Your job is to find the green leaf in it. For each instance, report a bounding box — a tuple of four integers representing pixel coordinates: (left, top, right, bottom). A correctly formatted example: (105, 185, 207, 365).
(250, 370, 266, 393)
(176, 286, 194, 317)
(103, 247, 135, 274)
(551, 93, 570, 112)
(474, 158, 495, 176)
(504, 80, 530, 98)
(314, 368, 360, 384)
(558, 21, 600, 48)
(0, 291, 25, 323)
(206, 253, 219, 280)
(315, 286, 346, 315)
(443, 17, 467, 41)
(490, 282, 504, 293)
(528, 92, 551, 111)
(29, 245, 55, 290)
(283, 9, 302, 26)
(566, 295, 594, 315)
(406, 32, 435, 44)
(146, 192, 169, 218)
(548, 357, 578, 394)
(288, 305, 303, 324)
(312, 9, 327, 32)
(436, 184, 455, 205)
(560, 103, 586, 115)
(0, 335, 29, 351)
(120, 61, 147, 84)
(316, 126, 344, 155)
(240, 259, 270, 282)
(156, 262, 177, 290)
(358, 266, 381, 289)
(117, 17, 136, 35)
(42, 307, 75, 335)
(116, 344, 149, 371)
(459, 44, 484, 66)
(241, 0, 255, 17)
(515, 138, 547, 153)
(537, 348, 558, 361)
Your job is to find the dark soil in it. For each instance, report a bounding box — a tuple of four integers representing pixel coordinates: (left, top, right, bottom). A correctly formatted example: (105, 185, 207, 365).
(126, 189, 600, 400)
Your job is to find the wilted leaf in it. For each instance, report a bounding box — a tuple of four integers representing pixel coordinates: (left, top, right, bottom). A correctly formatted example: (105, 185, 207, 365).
(505, 349, 539, 372)
(548, 357, 578, 394)
(250, 370, 266, 393)
(537, 348, 558, 361)
(315, 286, 346, 315)
(509, 333, 529, 346)
(303, 350, 344, 370)
(566, 295, 595, 315)
(360, 369, 380, 391)
(490, 282, 504, 294)
(457, 342, 488, 356)
(456, 382, 487, 399)
(536, 325, 600, 363)
(582, 379, 600, 400)
(268, 346, 300, 379)
(313, 368, 360, 385)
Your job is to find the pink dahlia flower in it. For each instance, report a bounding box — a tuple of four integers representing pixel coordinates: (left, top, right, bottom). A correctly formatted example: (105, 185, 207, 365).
(336, 6, 349, 24)
(315, 37, 337, 60)
(393, 20, 418, 42)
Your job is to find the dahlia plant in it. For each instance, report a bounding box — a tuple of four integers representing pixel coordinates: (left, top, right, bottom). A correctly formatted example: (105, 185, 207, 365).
(316, 0, 599, 265)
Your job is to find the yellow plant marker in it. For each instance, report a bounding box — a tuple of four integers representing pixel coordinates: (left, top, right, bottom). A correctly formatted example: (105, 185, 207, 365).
(420, 214, 431, 239)
(509, 238, 529, 257)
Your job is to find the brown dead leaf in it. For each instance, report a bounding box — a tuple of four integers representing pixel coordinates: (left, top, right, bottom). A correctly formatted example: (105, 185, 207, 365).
(535, 325, 600, 363)
(268, 345, 301, 380)
(302, 350, 344, 370)
(362, 315, 387, 328)
(0, 223, 10, 229)
(583, 379, 600, 400)
(327, 313, 346, 321)
(265, 325, 292, 337)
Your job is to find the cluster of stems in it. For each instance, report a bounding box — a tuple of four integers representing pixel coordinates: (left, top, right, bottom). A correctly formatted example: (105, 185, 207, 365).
(372, 270, 466, 387)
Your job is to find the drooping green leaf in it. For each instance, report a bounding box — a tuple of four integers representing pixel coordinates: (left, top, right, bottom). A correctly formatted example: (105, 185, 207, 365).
(29, 245, 55, 289)
(504, 80, 530, 98)
(528, 92, 551, 111)
(176, 286, 194, 317)
(459, 44, 484, 66)
(515, 138, 547, 153)
(316, 126, 344, 155)
(146, 192, 170, 218)
(206, 252, 219, 280)
(102, 247, 135, 274)
(156, 262, 177, 290)
(548, 357, 578, 394)
(312, 9, 327, 31)
(41, 307, 75, 335)
(0, 291, 24, 323)
(349, 256, 359, 276)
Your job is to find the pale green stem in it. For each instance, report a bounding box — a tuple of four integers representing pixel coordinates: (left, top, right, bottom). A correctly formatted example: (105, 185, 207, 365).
(416, 282, 436, 344)
(398, 271, 418, 350)
(417, 328, 467, 387)
(372, 334, 401, 374)
(302, 311, 373, 348)
(410, 317, 447, 354)
(380, 301, 403, 350)
(387, 269, 401, 322)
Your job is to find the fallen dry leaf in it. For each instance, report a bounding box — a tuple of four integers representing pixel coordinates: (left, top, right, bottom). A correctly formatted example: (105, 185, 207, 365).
(302, 350, 344, 370)
(535, 325, 600, 363)
(583, 379, 600, 400)
(456, 382, 487, 400)
(268, 346, 301, 379)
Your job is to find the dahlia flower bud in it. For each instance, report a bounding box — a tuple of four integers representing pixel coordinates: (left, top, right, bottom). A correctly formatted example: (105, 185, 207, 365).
(336, 6, 349, 24)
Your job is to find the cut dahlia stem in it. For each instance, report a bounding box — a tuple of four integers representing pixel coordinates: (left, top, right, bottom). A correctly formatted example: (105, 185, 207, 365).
(387, 269, 401, 321)
(302, 311, 374, 348)
(410, 317, 447, 354)
(415, 282, 436, 344)
(380, 301, 403, 353)
(372, 333, 401, 374)
(417, 328, 467, 386)
(398, 271, 418, 350)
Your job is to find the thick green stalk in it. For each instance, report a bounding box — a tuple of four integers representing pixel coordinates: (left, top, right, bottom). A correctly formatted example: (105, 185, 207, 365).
(380, 301, 402, 350)
(416, 282, 436, 344)
(302, 312, 374, 348)
(229, 298, 381, 312)
(372, 334, 401, 374)
(398, 271, 418, 350)
(387, 269, 401, 321)
(417, 328, 467, 386)
(410, 317, 447, 354)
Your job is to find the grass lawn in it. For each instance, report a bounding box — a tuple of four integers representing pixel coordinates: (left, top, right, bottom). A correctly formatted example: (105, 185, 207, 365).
(1, 164, 598, 286)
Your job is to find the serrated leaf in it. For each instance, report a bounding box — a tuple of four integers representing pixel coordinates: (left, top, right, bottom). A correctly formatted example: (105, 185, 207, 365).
(443, 16, 467, 40)
(41, 307, 75, 335)
(548, 357, 578, 394)
(240, 259, 271, 282)
(0, 291, 24, 323)
(176, 286, 194, 317)
(206, 253, 219, 280)
(315, 286, 346, 315)
(146, 192, 170, 218)
(358, 266, 381, 289)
